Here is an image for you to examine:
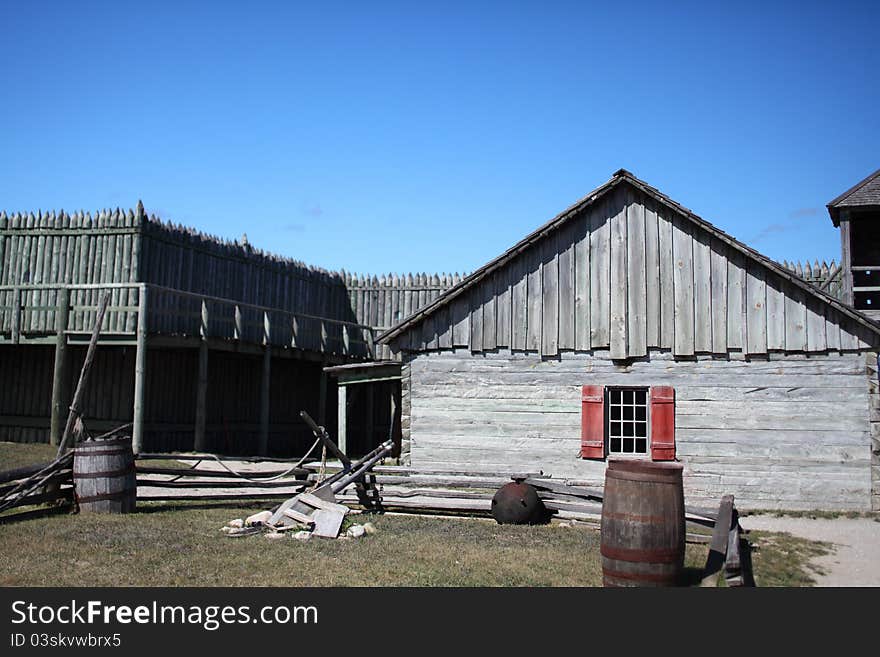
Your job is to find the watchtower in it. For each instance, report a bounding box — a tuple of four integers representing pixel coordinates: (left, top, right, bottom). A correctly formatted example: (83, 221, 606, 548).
(828, 168, 880, 319)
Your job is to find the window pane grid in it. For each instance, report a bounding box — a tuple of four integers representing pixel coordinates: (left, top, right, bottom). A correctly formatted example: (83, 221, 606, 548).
(607, 388, 648, 455)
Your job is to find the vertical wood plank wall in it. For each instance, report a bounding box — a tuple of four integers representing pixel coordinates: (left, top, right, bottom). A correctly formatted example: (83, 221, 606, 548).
(0, 210, 460, 347)
(0, 209, 141, 334)
(393, 185, 874, 358)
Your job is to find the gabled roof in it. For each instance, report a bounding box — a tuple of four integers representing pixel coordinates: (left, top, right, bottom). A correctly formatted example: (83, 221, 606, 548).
(379, 169, 880, 346)
(827, 168, 880, 226)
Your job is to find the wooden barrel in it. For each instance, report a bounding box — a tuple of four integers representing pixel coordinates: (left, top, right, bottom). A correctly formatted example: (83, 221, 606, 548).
(600, 459, 685, 587)
(73, 437, 136, 513)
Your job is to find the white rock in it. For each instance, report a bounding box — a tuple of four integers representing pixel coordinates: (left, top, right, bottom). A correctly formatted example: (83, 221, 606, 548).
(346, 524, 366, 538)
(227, 519, 244, 528)
(220, 526, 232, 533)
(362, 522, 377, 535)
(264, 532, 284, 540)
(246, 511, 272, 526)
(293, 531, 312, 542)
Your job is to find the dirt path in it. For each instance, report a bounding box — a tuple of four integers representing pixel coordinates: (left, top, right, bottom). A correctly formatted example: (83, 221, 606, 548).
(740, 514, 880, 587)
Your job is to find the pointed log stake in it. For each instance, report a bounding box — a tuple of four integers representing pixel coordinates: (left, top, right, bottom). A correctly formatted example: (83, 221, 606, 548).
(56, 292, 111, 458)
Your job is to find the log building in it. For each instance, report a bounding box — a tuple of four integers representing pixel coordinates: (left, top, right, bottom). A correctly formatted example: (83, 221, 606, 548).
(380, 169, 880, 511)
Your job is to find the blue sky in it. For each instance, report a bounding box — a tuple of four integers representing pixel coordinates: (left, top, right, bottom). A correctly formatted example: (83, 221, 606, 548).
(1, 1, 877, 275)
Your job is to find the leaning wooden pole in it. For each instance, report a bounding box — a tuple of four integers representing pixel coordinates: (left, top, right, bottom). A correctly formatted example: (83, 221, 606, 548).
(132, 285, 148, 455)
(56, 292, 111, 457)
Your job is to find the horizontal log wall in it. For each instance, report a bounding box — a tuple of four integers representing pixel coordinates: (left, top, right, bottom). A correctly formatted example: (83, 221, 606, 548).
(405, 349, 873, 510)
(393, 184, 876, 358)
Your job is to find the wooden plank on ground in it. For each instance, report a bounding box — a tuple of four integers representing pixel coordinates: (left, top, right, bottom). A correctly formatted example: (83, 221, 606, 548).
(701, 494, 734, 587)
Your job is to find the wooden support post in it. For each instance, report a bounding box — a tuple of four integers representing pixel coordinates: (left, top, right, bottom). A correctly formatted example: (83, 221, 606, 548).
(337, 384, 348, 456)
(132, 285, 148, 455)
(49, 288, 70, 447)
(365, 327, 375, 359)
(365, 383, 374, 449)
(233, 304, 242, 340)
(258, 311, 271, 456)
(11, 287, 20, 344)
(194, 299, 209, 452)
(318, 369, 328, 426)
(840, 212, 853, 306)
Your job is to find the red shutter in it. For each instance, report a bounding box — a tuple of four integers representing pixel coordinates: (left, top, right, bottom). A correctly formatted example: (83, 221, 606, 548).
(650, 386, 676, 461)
(580, 385, 605, 459)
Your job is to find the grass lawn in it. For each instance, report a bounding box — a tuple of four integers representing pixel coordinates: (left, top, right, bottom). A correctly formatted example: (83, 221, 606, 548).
(0, 442, 829, 587)
(0, 441, 59, 471)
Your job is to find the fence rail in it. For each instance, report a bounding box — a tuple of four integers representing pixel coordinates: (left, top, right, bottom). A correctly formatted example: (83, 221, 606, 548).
(0, 283, 376, 359)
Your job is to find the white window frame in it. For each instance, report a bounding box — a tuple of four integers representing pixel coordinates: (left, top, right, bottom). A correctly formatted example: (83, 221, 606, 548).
(606, 386, 650, 457)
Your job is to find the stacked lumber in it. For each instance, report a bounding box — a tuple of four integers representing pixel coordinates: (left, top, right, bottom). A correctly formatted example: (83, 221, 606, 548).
(136, 457, 310, 502)
(0, 453, 75, 523)
(307, 465, 539, 516)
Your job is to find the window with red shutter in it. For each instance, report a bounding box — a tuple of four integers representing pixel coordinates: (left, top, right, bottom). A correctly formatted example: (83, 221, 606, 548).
(580, 385, 676, 461)
(650, 386, 676, 461)
(580, 385, 605, 459)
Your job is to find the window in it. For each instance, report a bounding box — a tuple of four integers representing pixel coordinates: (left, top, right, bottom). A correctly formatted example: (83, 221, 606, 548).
(581, 385, 676, 461)
(607, 387, 648, 455)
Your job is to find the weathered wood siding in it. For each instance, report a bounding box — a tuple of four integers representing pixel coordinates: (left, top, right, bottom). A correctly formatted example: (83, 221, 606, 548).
(391, 184, 877, 358)
(141, 219, 353, 326)
(406, 349, 873, 510)
(0, 209, 457, 352)
(344, 272, 460, 360)
(0, 209, 141, 334)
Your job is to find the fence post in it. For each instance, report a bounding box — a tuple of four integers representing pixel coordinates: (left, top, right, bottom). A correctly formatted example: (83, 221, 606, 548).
(49, 287, 71, 446)
(259, 311, 271, 455)
(11, 287, 21, 344)
(234, 304, 242, 340)
(194, 299, 209, 452)
(366, 327, 375, 359)
(337, 384, 347, 456)
(132, 285, 148, 454)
